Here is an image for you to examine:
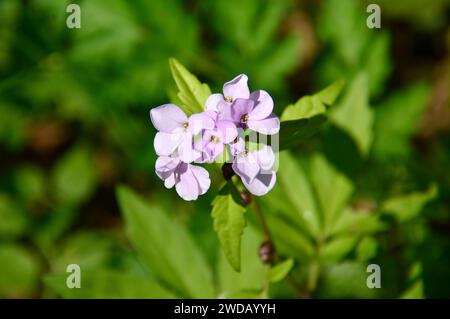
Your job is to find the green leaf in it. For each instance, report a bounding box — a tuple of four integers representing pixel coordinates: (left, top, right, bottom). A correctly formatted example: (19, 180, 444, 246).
(44, 270, 176, 299)
(217, 226, 265, 298)
(0, 193, 29, 238)
(0, 243, 42, 297)
(14, 165, 46, 203)
(330, 207, 387, 236)
(381, 185, 438, 223)
(169, 58, 211, 115)
(356, 236, 378, 262)
(279, 80, 344, 150)
(316, 79, 345, 105)
(309, 154, 354, 233)
(320, 236, 357, 263)
(267, 259, 294, 283)
(117, 186, 214, 298)
(330, 72, 374, 155)
(373, 83, 431, 161)
(317, 262, 378, 298)
(211, 182, 247, 272)
(51, 146, 97, 207)
(277, 151, 320, 237)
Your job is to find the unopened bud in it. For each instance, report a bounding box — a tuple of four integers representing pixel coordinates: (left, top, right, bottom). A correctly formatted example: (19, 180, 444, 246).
(240, 191, 252, 206)
(259, 240, 275, 264)
(222, 163, 234, 181)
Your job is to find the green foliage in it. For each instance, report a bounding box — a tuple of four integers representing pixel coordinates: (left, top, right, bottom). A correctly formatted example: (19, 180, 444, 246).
(169, 58, 212, 115)
(318, 0, 392, 97)
(117, 186, 214, 298)
(373, 83, 431, 160)
(0, 194, 29, 239)
(381, 185, 438, 223)
(0, 0, 448, 300)
(330, 73, 374, 155)
(51, 146, 97, 207)
(217, 226, 265, 298)
(211, 182, 247, 272)
(267, 259, 294, 283)
(0, 244, 42, 297)
(280, 80, 344, 150)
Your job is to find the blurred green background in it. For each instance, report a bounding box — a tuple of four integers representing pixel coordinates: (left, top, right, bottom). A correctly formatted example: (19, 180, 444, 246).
(0, 0, 449, 298)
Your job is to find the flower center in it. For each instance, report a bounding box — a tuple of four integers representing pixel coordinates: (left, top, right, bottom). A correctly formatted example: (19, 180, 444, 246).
(210, 135, 219, 143)
(242, 150, 248, 158)
(224, 96, 233, 103)
(182, 122, 189, 129)
(240, 114, 249, 123)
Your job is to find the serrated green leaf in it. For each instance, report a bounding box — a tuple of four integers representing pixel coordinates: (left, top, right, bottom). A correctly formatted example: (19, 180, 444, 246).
(117, 186, 214, 298)
(212, 182, 247, 272)
(381, 184, 438, 223)
(267, 259, 294, 283)
(277, 151, 320, 237)
(309, 154, 354, 233)
(169, 58, 211, 115)
(217, 226, 265, 297)
(330, 72, 374, 155)
(279, 80, 344, 150)
(320, 236, 357, 263)
(316, 79, 345, 105)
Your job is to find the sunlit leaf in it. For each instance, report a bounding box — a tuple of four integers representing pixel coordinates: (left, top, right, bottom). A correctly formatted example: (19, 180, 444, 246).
(267, 258, 294, 283)
(211, 182, 247, 272)
(117, 186, 214, 298)
(381, 184, 438, 223)
(169, 58, 211, 115)
(330, 72, 374, 155)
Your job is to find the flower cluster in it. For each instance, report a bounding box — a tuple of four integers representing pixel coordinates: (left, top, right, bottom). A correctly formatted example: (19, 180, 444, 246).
(150, 74, 280, 201)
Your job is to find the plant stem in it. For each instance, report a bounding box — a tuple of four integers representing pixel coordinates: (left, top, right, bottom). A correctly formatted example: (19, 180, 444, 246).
(252, 197, 272, 243)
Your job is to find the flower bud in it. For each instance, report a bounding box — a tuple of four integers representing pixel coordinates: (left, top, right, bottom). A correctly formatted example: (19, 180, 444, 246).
(222, 163, 235, 180)
(259, 240, 275, 264)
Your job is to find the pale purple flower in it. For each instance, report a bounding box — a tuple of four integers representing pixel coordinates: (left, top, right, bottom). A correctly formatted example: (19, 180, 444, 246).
(194, 111, 238, 163)
(155, 156, 211, 201)
(204, 74, 250, 121)
(231, 141, 277, 196)
(230, 91, 280, 135)
(150, 104, 214, 163)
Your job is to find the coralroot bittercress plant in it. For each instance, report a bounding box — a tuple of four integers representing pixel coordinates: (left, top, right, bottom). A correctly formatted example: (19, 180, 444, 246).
(148, 58, 343, 272)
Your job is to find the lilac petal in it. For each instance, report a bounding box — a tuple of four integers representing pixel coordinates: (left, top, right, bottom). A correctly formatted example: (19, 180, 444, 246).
(242, 170, 277, 196)
(155, 156, 179, 180)
(188, 112, 215, 135)
(255, 145, 275, 171)
(190, 164, 211, 195)
(178, 133, 200, 163)
(247, 113, 280, 135)
(150, 104, 188, 133)
(217, 103, 233, 122)
(164, 174, 176, 189)
(228, 136, 246, 157)
(223, 74, 250, 100)
(154, 132, 182, 156)
(175, 163, 200, 201)
(232, 152, 260, 184)
(205, 94, 224, 112)
(230, 98, 255, 122)
(211, 142, 224, 160)
(249, 90, 274, 120)
(216, 120, 238, 144)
